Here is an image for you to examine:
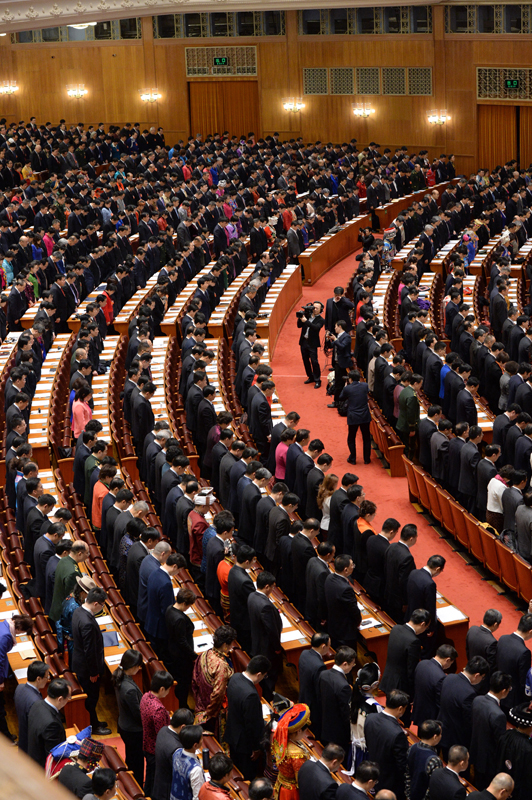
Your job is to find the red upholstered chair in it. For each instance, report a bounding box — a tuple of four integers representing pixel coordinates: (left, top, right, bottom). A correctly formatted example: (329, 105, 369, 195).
(465, 515, 486, 565)
(411, 464, 430, 511)
(513, 555, 532, 604)
(478, 527, 502, 580)
(449, 499, 470, 550)
(494, 538, 519, 594)
(402, 456, 419, 503)
(436, 487, 455, 535)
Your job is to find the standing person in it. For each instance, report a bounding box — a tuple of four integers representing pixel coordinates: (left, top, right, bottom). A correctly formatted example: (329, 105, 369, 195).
(165, 588, 197, 710)
(49, 540, 89, 625)
(339, 370, 371, 465)
(428, 746, 469, 800)
(438, 656, 490, 757)
(169, 725, 205, 800)
(297, 743, 345, 800)
(494, 703, 532, 800)
(14, 659, 51, 754)
(225, 655, 271, 780)
(328, 321, 353, 409)
(271, 704, 311, 800)
(406, 720, 443, 800)
(112, 649, 145, 788)
(470, 671, 512, 790)
(317, 474, 337, 540)
(396, 373, 423, 459)
(324, 554, 362, 650)
(298, 632, 329, 739)
(380, 609, 431, 702)
(466, 609, 502, 695)
(319, 647, 357, 763)
(364, 690, 410, 800)
(71, 586, 111, 736)
(153, 709, 195, 800)
(0, 612, 33, 741)
(412, 643, 457, 726)
(496, 612, 532, 715)
(364, 517, 400, 605)
(227, 545, 256, 653)
(145, 552, 183, 661)
(27, 678, 71, 767)
(247, 571, 282, 701)
(382, 523, 418, 623)
(140, 671, 175, 798)
(297, 302, 325, 389)
(192, 625, 237, 736)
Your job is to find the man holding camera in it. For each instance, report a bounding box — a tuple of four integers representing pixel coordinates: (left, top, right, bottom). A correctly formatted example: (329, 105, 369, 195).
(297, 302, 325, 388)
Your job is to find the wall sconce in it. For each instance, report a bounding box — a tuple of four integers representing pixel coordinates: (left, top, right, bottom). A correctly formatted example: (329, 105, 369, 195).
(67, 84, 88, 99)
(0, 81, 18, 95)
(140, 88, 162, 103)
(282, 97, 305, 113)
(352, 102, 374, 118)
(427, 109, 450, 125)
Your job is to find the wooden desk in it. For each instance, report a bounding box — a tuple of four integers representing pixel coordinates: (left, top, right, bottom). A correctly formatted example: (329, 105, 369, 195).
(436, 592, 469, 670)
(207, 266, 255, 341)
(255, 265, 303, 356)
(299, 215, 370, 286)
(112, 277, 159, 335)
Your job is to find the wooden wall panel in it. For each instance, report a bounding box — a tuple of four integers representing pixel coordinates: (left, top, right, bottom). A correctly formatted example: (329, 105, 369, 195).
(477, 104, 517, 168)
(520, 106, 532, 169)
(189, 80, 260, 138)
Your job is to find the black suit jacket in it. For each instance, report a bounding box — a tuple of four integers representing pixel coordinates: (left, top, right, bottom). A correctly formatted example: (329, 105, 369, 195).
(291, 532, 316, 613)
(125, 540, 148, 611)
(254, 495, 275, 555)
(306, 466, 325, 520)
(406, 568, 437, 628)
(225, 672, 264, 754)
(298, 648, 326, 734)
(228, 564, 255, 635)
(33, 534, 56, 601)
(153, 725, 182, 800)
(248, 590, 282, 661)
(477, 459, 498, 513)
(383, 542, 416, 620)
(285, 442, 304, 491)
(429, 768, 466, 800)
(319, 667, 352, 755)
(239, 482, 261, 545)
(71, 605, 104, 678)
(456, 389, 478, 426)
(418, 417, 437, 472)
(470, 693, 507, 775)
(298, 759, 338, 800)
(131, 393, 154, 445)
(365, 712, 408, 800)
(438, 672, 477, 748)
(364, 533, 389, 603)
(249, 392, 273, 449)
(27, 699, 66, 767)
(412, 657, 446, 725)
(466, 624, 498, 679)
(297, 315, 324, 349)
(424, 351, 443, 402)
(380, 623, 421, 697)
(324, 573, 362, 645)
(328, 488, 349, 550)
(265, 504, 291, 564)
(496, 632, 531, 712)
(306, 557, 330, 627)
(458, 441, 481, 498)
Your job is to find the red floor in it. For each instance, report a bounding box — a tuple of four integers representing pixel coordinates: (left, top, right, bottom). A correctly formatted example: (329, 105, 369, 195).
(271, 252, 526, 639)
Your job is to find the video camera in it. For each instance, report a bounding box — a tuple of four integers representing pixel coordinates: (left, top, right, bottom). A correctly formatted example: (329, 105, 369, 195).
(296, 303, 315, 320)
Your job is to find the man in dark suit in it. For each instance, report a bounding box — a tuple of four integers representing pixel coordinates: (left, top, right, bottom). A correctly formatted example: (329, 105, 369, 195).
(306, 454, 333, 520)
(291, 519, 319, 614)
(211, 429, 234, 497)
(294, 439, 321, 517)
(225, 655, 270, 780)
(456, 378, 479, 426)
(470, 671, 512, 790)
(467, 774, 514, 800)
(196, 385, 218, 462)
(492, 406, 520, 451)
(185, 372, 207, 448)
(239, 468, 271, 547)
(14, 660, 51, 754)
(364, 689, 410, 800)
(152, 708, 195, 800)
(285, 429, 310, 492)
(71, 587, 110, 736)
(125, 527, 159, 614)
(319, 647, 357, 762)
(27, 678, 70, 767)
(249, 381, 275, 459)
(227, 545, 256, 654)
(325, 287, 354, 334)
(466, 608, 502, 695)
(418, 405, 441, 472)
(438, 656, 490, 755)
(306, 541, 335, 630)
(430, 420, 453, 487)
(297, 302, 325, 388)
(412, 643, 457, 726)
(507, 315, 529, 362)
(458, 425, 483, 512)
(205, 511, 235, 614)
(33, 523, 63, 602)
(428, 746, 469, 800)
(364, 517, 400, 604)
(328, 474, 358, 551)
(448, 422, 469, 498)
(219, 442, 245, 509)
(406, 555, 445, 650)
(298, 632, 329, 738)
(383, 523, 418, 623)
(247, 571, 282, 701)
(380, 609, 431, 704)
(329, 320, 353, 407)
(496, 612, 532, 715)
(491, 285, 509, 342)
(476, 445, 500, 521)
(339, 370, 372, 464)
(297, 744, 345, 800)
(265, 412, 299, 476)
(131, 382, 156, 456)
(73, 430, 96, 498)
(424, 342, 446, 404)
(323, 554, 362, 650)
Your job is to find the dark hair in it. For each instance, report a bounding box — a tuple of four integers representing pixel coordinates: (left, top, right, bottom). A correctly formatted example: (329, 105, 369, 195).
(311, 632, 330, 648)
(410, 608, 431, 625)
(27, 660, 50, 682)
(91, 768, 117, 797)
(48, 678, 71, 700)
(170, 708, 195, 728)
(213, 625, 237, 649)
(465, 656, 490, 675)
(209, 753, 233, 781)
(246, 655, 271, 675)
(355, 761, 380, 783)
(490, 671, 512, 693)
(335, 646, 356, 666)
(386, 689, 410, 708)
(257, 571, 275, 590)
(150, 670, 174, 692)
(87, 587, 107, 605)
(418, 720, 442, 740)
(427, 555, 446, 570)
(321, 744, 345, 763)
(483, 609, 502, 627)
(436, 644, 458, 660)
(334, 554, 352, 572)
(111, 649, 143, 687)
(249, 779, 274, 800)
(180, 724, 204, 749)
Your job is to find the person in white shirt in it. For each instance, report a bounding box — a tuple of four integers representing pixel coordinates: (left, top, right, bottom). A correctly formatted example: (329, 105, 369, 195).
(486, 464, 515, 532)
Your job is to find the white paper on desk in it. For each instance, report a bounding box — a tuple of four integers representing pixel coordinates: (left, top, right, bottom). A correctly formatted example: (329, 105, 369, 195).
(194, 634, 214, 652)
(280, 614, 291, 629)
(10, 641, 32, 653)
(105, 654, 123, 666)
(194, 620, 208, 632)
(96, 615, 113, 626)
(360, 617, 379, 629)
(262, 704, 271, 720)
(280, 629, 304, 643)
(14, 668, 27, 680)
(437, 606, 467, 623)
(0, 611, 14, 620)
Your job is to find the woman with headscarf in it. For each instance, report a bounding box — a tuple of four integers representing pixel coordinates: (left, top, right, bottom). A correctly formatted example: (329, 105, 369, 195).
(271, 704, 311, 800)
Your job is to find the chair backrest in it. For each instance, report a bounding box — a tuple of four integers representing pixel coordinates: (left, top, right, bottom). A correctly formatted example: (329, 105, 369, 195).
(402, 457, 420, 501)
(435, 486, 455, 535)
(412, 464, 430, 510)
(494, 538, 519, 594)
(513, 554, 532, 604)
(449, 498, 470, 550)
(464, 515, 486, 565)
(424, 477, 443, 524)
(478, 527, 501, 579)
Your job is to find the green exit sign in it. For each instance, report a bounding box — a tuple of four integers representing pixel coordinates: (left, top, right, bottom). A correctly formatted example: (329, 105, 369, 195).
(213, 57, 229, 66)
(505, 78, 520, 89)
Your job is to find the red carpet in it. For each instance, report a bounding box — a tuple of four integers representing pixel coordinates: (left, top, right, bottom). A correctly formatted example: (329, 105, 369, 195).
(272, 252, 527, 639)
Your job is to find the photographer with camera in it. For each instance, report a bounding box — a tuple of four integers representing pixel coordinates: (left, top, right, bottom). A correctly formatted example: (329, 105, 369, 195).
(297, 301, 325, 388)
(326, 319, 354, 409)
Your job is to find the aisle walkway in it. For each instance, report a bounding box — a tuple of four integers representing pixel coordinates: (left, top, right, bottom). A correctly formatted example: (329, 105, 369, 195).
(271, 253, 526, 637)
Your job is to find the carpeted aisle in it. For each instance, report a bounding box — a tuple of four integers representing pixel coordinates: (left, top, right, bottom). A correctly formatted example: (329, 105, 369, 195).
(272, 252, 526, 638)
